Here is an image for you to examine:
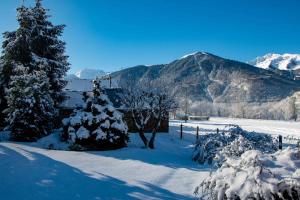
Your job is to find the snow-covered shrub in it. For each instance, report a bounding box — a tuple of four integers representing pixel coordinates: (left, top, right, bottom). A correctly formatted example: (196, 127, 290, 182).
(192, 132, 230, 164)
(226, 125, 278, 153)
(62, 78, 128, 150)
(193, 125, 278, 165)
(214, 135, 254, 167)
(195, 148, 300, 200)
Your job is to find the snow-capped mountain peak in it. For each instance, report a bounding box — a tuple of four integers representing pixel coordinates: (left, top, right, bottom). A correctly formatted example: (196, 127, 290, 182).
(249, 53, 300, 71)
(180, 51, 207, 59)
(74, 68, 107, 79)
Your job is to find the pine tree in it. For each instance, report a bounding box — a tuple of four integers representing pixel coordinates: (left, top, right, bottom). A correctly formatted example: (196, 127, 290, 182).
(5, 64, 56, 141)
(0, 3, 59, 140)
(0, 6, 34, 127)
(0, 59, 5, 127)
(63, 78, 128, 150)
(30, 0, 69, 106)
(1, 0, 70, 109)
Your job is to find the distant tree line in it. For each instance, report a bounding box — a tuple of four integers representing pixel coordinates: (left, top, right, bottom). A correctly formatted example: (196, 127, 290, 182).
(181, 96, 298, 121)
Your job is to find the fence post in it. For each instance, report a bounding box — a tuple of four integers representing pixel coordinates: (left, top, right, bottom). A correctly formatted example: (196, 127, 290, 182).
(297, 140, 300, 158)
(278, 135, 282, 150)
(196, 126, 199, 141)
(180, 124, 183, 140)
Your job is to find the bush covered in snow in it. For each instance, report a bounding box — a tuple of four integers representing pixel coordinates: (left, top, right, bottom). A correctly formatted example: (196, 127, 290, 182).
(192, 125, 278, 165)
(62, 78, 128, 150)
(195, 148, 300, 200)
(214, 135, 254, 167)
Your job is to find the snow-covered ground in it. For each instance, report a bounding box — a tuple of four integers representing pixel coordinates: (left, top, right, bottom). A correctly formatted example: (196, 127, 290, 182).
(0, 129, 207, 200)
(0, 118, 299, 200)
(171, 117, 300, 140)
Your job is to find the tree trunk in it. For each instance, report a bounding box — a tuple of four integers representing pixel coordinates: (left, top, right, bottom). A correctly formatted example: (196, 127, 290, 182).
(148, 131, 157, 149)
(148, 116, 163, 149)
(138, 130, 148, 147)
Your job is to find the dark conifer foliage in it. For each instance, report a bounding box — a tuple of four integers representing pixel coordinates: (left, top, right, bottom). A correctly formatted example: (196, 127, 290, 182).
(0, 6, 34, 127)
(5, 64, 56, 141)
(30, 0, 70, 105)
(0, 1, 69, 140)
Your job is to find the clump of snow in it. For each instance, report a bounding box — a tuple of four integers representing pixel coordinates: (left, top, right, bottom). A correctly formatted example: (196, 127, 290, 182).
(76, 127, 90, 140)
(195, 148, 300, 200)
(192, 125, 278, 165)
(34, 131, 70, 150)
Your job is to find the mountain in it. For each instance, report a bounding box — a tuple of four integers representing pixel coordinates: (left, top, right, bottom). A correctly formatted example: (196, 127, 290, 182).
(111, 52, 300, 103)
(74, 68, 107, 79)
(65, 74, 80, 80)
(249, 53, 300, 71)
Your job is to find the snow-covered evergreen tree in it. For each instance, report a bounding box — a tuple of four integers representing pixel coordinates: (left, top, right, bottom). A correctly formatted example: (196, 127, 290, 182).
(0, 60, 5, 126)
(1, 0, 68, 128)
(5, 64, 56, 141)
(63, 78, 128, 150)
(0, 3, 60, 140)
(0, 6, 34, 126)
(30, 0, 69, 105)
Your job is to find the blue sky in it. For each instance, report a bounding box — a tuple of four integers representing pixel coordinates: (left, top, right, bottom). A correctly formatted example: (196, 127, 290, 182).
(1, 0, 300, 73)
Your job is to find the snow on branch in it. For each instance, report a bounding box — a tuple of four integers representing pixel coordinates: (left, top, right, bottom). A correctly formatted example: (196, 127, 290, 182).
(195, 148, 300, 200)
(193, 125, 278, 166)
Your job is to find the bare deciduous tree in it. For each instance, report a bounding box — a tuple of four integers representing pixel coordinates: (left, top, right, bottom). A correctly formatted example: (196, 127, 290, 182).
(121, 78, 177, 149)
(148, 79, 178, 148)
(120, 79, 153, 147)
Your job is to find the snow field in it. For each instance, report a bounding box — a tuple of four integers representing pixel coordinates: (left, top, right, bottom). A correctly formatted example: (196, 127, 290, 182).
(0, 129, 207, 200)
(171, 118, 300, 145)
(0, 118, 299, 199)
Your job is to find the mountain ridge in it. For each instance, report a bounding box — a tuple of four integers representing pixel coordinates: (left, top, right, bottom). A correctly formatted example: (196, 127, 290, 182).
(67, 68, 107, 80)
(249, 53, 300, 71)
(111, 52, 300, 104)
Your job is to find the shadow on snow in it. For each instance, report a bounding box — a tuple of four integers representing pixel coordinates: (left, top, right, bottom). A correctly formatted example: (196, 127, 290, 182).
(0, 145, 193, 200)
